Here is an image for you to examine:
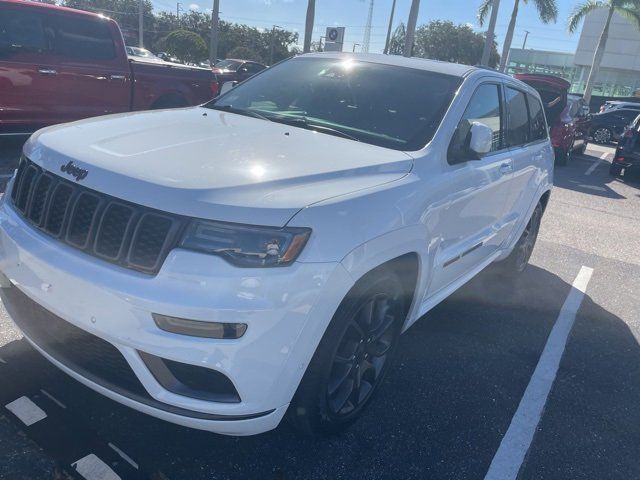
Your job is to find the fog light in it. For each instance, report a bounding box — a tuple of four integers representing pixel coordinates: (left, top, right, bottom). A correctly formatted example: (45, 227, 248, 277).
(153, 313, 247, 339)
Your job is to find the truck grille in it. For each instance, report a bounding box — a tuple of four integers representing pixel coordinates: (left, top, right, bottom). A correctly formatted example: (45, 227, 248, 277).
(10, 157, 185, 275)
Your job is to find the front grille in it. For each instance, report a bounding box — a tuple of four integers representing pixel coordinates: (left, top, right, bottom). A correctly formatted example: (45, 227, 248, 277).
(10, 157, 185, 275)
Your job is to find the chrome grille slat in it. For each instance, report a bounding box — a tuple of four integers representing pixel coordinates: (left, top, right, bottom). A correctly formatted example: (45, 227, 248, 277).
(8, 157, 184, 275)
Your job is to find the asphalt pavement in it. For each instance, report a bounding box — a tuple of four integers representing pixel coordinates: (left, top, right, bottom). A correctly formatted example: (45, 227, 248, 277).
(0, 140, 639, 480)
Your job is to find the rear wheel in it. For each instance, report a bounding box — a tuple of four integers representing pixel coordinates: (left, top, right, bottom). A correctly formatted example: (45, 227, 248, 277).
(496, 202, 543, 274)
(593, 127, 612, 144)
(287, 270, 407, 436)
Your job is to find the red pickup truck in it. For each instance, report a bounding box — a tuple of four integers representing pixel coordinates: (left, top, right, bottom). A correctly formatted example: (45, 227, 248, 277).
(0, 0, 219, 135)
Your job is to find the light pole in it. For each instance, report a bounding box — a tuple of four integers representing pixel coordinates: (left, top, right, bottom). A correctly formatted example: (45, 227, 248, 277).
(319, 35, 325, 52)
(138, 0, 143, 47)
(383, 0, 397, 54)
(176, 2, 182, 22)
(269, 25, 282, 65)
(404, 0, 420, 57)
(481, 0, 500, 67)
(209, 0, 219, 66)
(353, 43, 361, 52)
(522, 30, 530, 49)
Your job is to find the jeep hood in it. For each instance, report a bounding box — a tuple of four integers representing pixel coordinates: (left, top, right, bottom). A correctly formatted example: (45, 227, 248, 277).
(25, 107, 413, 226)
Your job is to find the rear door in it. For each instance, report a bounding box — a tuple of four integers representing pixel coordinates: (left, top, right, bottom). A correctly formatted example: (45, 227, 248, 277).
(0, 4, 58, 131)
(46, 12, 130, 123)
(501, 88, 551, 232)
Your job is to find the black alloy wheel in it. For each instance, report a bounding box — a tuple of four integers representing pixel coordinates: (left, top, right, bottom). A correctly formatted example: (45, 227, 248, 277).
(514, 203, 542, 272)
(593, 127, 612, 144)
(327, 292, 399, 417)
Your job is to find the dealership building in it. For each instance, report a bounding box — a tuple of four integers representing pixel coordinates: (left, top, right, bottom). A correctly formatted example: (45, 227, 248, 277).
(507, 9, 640, 97)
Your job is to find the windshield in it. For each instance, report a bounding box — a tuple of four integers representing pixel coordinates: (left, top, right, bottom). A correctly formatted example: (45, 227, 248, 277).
(216, 59, 243, 70)
(205, 57, 461, 151)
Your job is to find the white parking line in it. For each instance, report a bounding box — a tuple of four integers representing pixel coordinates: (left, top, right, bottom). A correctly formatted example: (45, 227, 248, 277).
(39, 389, 66, 409)
(484, 266, 594, 480)
(585, 152, 610, 176)
(5, 396, 47, 426)
(108, 442, 139, 470)
(72, 454, 121, 480)
(0, 174, 13, 179)
(0, 357, 6, 364)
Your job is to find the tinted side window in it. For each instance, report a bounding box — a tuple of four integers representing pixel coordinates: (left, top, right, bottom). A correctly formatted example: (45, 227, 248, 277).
(505, 87, 530, 147)
(527, 93, 547, 141)
(619, 110, 638, 123)
(0, 8, 49, 56)
(449, 84, 503, 162)
(53, 14, 115, 60)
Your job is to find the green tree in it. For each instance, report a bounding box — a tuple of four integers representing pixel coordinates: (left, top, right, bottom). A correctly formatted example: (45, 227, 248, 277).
(568, 0, 640, 103)
(165, 30, 207, 63)
(226, 46, 263, 63)
(387, 23, 406, 55)
(479, 0, 558, 72)
(393, 21, 499, 66)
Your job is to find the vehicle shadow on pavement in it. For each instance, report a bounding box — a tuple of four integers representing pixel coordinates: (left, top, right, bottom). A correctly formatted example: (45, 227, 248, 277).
(554, 158, 626, 200)
(0, 265, 639, 480)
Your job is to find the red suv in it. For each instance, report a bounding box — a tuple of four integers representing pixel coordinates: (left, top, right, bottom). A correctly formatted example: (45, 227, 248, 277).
(515, 74, 589, 165)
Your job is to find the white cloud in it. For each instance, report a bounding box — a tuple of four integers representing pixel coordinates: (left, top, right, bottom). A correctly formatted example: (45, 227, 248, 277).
(189, 3, 199, 10)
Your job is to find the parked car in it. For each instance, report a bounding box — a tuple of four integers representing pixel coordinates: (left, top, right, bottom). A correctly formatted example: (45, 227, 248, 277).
(125, 46, 163, 63)
(610, 113, 640, 176)
(212, 58, 267, 86)
(588, 108, 640, 144)
(0, 0, 219, 135)
(599, 100, 640, 113)
(157, 52, 181, 63)
(0, 53, 553, 436)
(515, 74, 589, 165)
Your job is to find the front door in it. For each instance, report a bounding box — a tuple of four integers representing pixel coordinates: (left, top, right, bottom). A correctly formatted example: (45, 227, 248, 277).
(427, 82, 515, 296)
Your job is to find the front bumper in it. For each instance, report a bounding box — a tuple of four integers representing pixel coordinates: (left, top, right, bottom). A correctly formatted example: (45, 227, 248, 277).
(0, 198, 353, 435)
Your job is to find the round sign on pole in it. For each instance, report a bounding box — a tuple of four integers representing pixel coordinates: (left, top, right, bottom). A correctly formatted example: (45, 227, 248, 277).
(328, 28, 339, 41)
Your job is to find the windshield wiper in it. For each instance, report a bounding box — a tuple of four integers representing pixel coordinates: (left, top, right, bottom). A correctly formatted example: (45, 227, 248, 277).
(269, 116, 361, 142)
(206, 104, 271, 122)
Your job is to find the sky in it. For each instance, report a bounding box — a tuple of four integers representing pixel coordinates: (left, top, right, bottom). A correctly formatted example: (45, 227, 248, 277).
(150, 0, 584, 55)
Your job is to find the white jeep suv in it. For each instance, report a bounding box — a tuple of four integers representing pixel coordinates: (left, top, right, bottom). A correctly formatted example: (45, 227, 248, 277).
(0, 53, 553, 436)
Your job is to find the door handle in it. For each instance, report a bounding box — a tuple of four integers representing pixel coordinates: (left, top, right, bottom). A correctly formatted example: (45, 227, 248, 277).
(499, 163, 513, 175)
(109, 74, 126, 81)
(37, 68, 57, 75)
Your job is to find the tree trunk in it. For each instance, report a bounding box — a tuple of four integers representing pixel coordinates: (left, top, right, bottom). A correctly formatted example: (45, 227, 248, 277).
(583, 6, 615, 105)
(499, 0, 519, 72)
(383, 0, 397, 54)
(481, 0, 501, 66)
(303, 0, 316, 54)
(404, 0, 420, 57)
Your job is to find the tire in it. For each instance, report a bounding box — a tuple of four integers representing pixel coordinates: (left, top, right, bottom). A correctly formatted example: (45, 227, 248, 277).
(609, 164, 623, 177)
(287, 269, 408, 436)
(554, 147, 568, 166)
(496, 202, 543, 275)
(593, 127, 612, 144)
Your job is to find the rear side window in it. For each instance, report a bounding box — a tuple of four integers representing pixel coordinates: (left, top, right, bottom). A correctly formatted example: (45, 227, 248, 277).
(53, 14, 115, 60)
(449, 84, 503, 162)
(527, 93, 548, 142)
(505, 88, 530, 147)
(618, 110, 638, 124)
(0, 8, 49, 55)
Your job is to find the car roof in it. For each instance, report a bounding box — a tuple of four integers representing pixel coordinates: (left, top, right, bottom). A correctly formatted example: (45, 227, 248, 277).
(299, 52, 493, 78)
(1, 0, 108, 19)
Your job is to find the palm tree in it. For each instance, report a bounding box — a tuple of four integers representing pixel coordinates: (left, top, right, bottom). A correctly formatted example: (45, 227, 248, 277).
(568, 1, 640, 104)
(479, 0, 558, 72)
(303, 0, 316, 53)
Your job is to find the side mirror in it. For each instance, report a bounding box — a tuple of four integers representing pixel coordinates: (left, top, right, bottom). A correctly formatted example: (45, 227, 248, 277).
(468, 122, 493, 156)
(219, 81, 238, 95)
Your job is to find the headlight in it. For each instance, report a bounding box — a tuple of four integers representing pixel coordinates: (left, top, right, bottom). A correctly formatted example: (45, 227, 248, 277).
(179, 220, 311, 267)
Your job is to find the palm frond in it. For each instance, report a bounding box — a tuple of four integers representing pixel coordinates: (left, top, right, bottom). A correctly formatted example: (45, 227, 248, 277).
(478, 0, 493, 27)
(616, 5, 640, 29)
(531, 0, 559, 23)
(567, 0, 607, 32)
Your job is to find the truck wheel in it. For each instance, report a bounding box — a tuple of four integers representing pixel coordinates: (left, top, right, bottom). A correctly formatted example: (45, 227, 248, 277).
(496, 202, 543, 275)
(554, 147, 568, 166)
(593, 127, 612, 144)
(609, 164, 623, 177)
(287, 270, 407, 436)
(151, 95, 188, 109)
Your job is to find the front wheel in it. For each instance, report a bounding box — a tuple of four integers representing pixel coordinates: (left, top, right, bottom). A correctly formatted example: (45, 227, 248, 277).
(287, 271, 407, 436)
(593, 127, 612, 144)
(496, 202, 543, 274)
